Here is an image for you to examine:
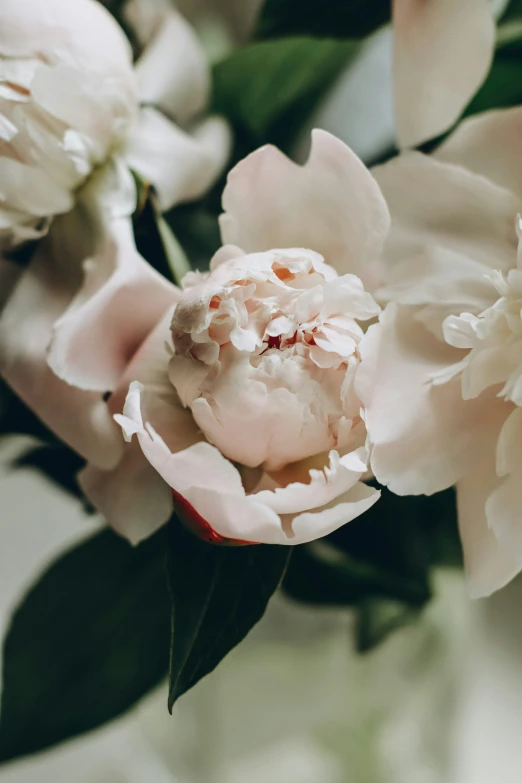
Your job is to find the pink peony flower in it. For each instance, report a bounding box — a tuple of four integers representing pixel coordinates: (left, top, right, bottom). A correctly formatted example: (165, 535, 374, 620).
(81, 130, 390, 545)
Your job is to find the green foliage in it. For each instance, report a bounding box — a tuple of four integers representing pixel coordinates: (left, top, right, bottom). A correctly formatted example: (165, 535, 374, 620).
(212, 36, 358, 152)
(0, 528, 170, 762)
(283, 486, 460, 651)
(465, 2, 522, 117)
(167, 517, 291, 709)
(255, 0, 390, 40)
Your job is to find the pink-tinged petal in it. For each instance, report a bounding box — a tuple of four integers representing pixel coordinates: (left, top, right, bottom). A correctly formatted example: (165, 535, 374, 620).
(357, 303, 499, 495)
(393, 0, 494, 148)
(373, 153, 521, 271)
(377, 246, 497, 313)
(0, 157, 74, 218)
(219, 129, 390, 286)
(47, 209, 178, 393)
(482, 408, 522, 567)
(255, 448, 368, 515)
(131, 5, 209, 123)
(82, 309, 202, 541)
(126, 108, 231, 211)
(457, 430, 521, 599)
(0, 229, 122, 469)
(435, 107, 522, 199)
(0, 0, 133, 75)
(114, 381, 378, 545)
(79, 442, 172, 543)
(288, 482, 380, 545)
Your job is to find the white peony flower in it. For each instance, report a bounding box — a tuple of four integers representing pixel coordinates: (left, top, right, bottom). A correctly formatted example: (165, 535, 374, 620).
(80, 130, 389, 546)
(0, 0, 231, 468)
(357, 107, 522, 597)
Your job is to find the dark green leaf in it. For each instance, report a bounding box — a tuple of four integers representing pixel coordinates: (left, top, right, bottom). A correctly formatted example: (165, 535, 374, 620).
(283, 540, 430, 608)
(167, 517, 291, 710)
(212, 36, 358, 152)
(283, 486, 460, 652)
(256, 0, 390, 40)
(0, 528, 170, 763)
(329, 486, 461, 576)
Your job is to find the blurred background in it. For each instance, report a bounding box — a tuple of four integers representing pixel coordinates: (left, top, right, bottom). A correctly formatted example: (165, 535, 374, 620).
(2, 0, 522, 780)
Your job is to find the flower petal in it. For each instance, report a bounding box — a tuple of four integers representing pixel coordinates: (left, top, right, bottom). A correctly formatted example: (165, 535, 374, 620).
(114, 381, 378, 545)
(0, 0, 133, 74)
(357, 303, 498, 495)
(126, 108, 231, 211)
(81, 308, 201, 541)
(458, 431, 521, 599)
(220, 129, 390, 287)
(0, 229, 122, 469)
(393, 0, 494, 147)
(377, 246, 497, 312)
(255, 448, 368, 515)
(47, 201, 178, 393)
(373, 152, 521, 271)
(435, 107, 522, 199)
(130, 3, 210, 123)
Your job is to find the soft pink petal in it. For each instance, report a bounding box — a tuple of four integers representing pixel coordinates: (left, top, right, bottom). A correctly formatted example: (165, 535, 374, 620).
(81, 309, 201, 541)
(255, 448, 368, 515)
(457, 427, 521, 599)
(357, 303, 500, 495)
(114, 382, 379, 545)
(126, 108, 231, 211)
(288, 482, 380, 545)
(79, 442, 172, 543)
(393, 0, 494, 148)
(132, 8, 209, 123)
(377, 246, 497, 313)
(0, 225, 122, 469)
(373, 153, 521, 271)
(219, 129, 390, 287)
(482, 408, 522, 566)
(435, 107, 522, 199)
(47, 209, 178, 393)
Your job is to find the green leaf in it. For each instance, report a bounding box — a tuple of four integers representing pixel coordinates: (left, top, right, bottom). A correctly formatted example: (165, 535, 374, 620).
(256, 0, 390, 40)
(283, 540, 430, 608)
(0, 528, 170, 763)
(283, 487, 460, 652)
(465, 12, 522, 118)
(154, 208, 192, 286)
(212, 36, 358, 151)
(167, 517, 291, 710)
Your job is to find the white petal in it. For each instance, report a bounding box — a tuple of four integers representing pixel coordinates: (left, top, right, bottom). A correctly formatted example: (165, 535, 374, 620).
(394, 0, 494, 147)
(373, 152, 521, 272)
(357, 303, 500, 495)
(47, 208, 178, 393)
(220, 129, 390, 287)
(132, 9, 210, 123)
(126, 108, 231, 211)
(0, 235, 123, 468)
(458, 431, 521, 599)
(435, 107, 522, 200)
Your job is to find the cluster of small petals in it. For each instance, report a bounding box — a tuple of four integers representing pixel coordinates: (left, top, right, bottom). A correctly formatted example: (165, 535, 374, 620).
(169, 248, 379, 470)
(443, 257, 522, 406)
